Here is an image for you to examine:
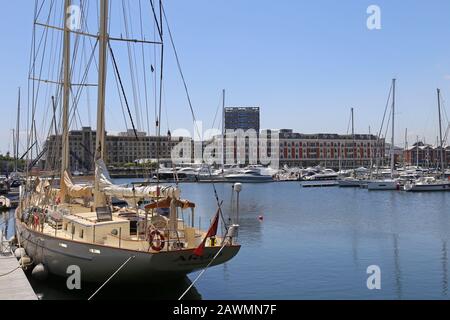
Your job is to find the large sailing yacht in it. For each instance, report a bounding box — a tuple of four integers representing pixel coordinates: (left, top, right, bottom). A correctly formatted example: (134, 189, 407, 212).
(15, 0, 240, 283)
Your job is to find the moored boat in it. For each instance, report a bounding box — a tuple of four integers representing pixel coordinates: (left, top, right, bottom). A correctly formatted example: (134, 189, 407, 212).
(367, 179, 399, 191)
(338, 177, 365, 188)
(224, 169, 273, 183)
(16, 0, 241, 284)
(404, 177, 450, 192)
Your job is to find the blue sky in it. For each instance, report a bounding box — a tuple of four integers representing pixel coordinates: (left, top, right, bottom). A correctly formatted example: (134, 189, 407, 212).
(1, 0, 450, 154)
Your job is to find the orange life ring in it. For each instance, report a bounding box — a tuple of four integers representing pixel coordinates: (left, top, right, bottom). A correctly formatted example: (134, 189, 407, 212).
(148, 230, 165, 252)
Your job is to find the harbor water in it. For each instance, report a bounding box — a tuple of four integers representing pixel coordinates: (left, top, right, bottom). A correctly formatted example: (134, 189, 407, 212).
(2, 181, 450, 300)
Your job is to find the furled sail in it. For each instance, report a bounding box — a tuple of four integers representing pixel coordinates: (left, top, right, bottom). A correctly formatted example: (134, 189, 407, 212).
(144, 198, 195, 210)
(62, 171, 93, 198)
(35, 177, 50, 194)
(96, 160, 180, 200)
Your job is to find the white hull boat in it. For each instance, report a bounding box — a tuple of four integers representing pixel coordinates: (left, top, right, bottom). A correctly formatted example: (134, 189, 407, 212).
(0, 196, 11, 209)
(367, 180, 399, 191)
(224, 169, 273, 183)
(404, 177, 450, 192)
(338, 178, 364, 188)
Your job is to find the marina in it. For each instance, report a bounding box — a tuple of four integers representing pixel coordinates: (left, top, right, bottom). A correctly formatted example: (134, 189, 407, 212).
(1, 0, 450, 305)
(3, 182, 450, 300)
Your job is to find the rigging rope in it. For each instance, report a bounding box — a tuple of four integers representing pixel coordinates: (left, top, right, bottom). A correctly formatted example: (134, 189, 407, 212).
(178, 238, 231, 300)
(108, 42, 140, 141)
(161, 3, 229, 231)
(88, 255, 136, 301)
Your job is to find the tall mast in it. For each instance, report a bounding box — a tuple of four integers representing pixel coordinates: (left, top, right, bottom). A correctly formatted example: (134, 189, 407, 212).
(94, 0, 109, 208)
(61, 0, 71, 184)
(437, 88, 445, 177)
(416, 136, 419, 167)
(12, 129, 16, 167)
(222, 89, 226, 170)
(404, 128, 408, 168)
(390, 79, 396, 178)
(15, 88, 21, 173)
(351, 107, 355, 168)
(369, 126, 374, 172)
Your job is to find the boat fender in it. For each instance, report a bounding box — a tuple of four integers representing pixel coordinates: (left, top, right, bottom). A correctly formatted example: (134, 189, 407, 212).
(19, 256, 32, 269)
(14, 247, 26, 259)
(32, 263, 48, 281)
(148, 230, 165, 252)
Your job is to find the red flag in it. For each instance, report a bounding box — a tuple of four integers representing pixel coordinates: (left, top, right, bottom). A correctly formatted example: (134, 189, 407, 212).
(194, 209, 220, 256)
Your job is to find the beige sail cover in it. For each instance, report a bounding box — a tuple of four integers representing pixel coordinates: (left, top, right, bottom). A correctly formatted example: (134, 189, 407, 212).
(62, 171, 93, 198)
(96, 160, 180, 200)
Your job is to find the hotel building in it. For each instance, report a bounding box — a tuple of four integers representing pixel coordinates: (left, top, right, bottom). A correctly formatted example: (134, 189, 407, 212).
(277, 130, 384, 168)
(44, 127, 186, 172)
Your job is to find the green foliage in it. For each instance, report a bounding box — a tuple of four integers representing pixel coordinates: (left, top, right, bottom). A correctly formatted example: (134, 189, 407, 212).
(0, 153, 26, 172)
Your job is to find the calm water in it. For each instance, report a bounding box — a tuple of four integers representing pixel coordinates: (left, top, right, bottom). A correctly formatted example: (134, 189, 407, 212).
(2, 181, 450, 300)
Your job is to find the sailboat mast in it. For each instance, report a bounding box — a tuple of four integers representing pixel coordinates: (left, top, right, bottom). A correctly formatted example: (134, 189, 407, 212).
(390, 79, 396, 178)
(416, 136, 419, 167)
(404, 128, 408, 168)
(351, 107, 355, 168)
(15, 88, 21, 172)
(94, 0, 109, 208)
(437, 88, 445, 177)
(222, 89, 226, 170)
(61, 0, 71, 183)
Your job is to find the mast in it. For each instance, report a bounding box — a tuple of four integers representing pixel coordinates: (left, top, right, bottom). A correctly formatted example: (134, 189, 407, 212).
(61, 0, 71, 184)
(416, 136, 419, 167)
(369, 126, 373, 171)
(390, 79, 396, 178)
(404, 128, 408, 168)
(94, 0, 109, 208)
(437, 88, 445, 177)
(12, 129, 16, 170)
(351, 107, 355, 168)
(15, 88, 21, 173)
(222, 89, 225, 171)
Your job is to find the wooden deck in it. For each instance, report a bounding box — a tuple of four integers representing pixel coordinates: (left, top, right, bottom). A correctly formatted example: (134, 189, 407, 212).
(0, 244, 37, 300)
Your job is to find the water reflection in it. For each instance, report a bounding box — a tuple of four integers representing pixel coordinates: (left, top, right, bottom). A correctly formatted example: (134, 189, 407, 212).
(1, 210, 13, 239)
(442, 241, 448, 297)
(392, 234, 402, 299)
(28, 274, 202, 300)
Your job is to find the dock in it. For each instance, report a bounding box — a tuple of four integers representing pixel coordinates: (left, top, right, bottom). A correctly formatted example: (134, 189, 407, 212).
(0, 240, 37, 300)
